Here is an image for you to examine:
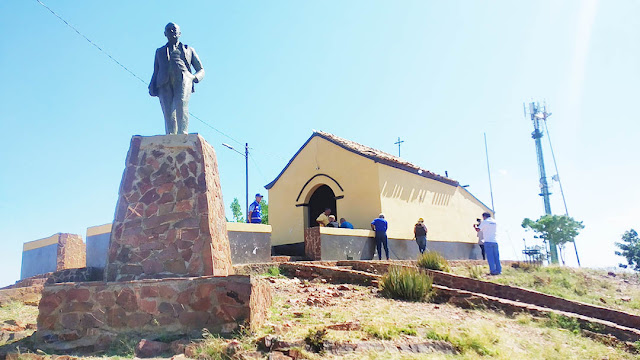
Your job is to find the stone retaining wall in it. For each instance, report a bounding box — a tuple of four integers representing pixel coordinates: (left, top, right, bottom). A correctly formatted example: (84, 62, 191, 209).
(45, 267, 104, 284)
(36, 275, 271, 351)
(339, 260, 640, 331)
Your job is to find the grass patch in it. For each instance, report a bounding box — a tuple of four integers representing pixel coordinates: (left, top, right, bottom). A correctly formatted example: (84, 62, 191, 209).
(465, 264, 484, 279)
(417, 251, 451, 272)
(379, 266, 433, 302)
(0, 302, 39, 324)
(192, 328, 256, 360)
(364, 324, 417, 340)
(424, 328, 496, 356)
(263, 266, 281, 277)
(544, 313, 581, 334)
(104, 334, 141, 358)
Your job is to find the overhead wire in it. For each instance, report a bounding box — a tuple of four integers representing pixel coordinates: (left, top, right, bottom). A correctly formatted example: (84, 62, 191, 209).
(34, 0, 244, 148)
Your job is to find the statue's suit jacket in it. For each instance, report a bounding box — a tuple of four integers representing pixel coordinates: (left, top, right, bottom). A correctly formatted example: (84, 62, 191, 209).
(149, 42, 205, 97)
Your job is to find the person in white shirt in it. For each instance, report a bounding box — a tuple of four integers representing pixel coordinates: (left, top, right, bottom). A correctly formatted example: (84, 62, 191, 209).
(478, 212, 501, 275)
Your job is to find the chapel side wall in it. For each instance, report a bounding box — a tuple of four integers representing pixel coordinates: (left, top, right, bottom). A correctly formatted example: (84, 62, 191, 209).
(269, 137, 382, 246)
(377, 164, 491, 243)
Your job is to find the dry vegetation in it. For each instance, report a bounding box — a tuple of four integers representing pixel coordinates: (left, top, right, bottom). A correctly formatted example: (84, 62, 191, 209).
(247, 276, 638, 359)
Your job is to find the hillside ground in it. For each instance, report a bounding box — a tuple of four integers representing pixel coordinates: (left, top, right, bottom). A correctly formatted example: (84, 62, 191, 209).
(1, 265, 639, 359)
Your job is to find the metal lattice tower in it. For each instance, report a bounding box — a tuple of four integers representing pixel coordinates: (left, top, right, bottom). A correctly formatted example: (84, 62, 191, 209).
(525, 102, 558, 263)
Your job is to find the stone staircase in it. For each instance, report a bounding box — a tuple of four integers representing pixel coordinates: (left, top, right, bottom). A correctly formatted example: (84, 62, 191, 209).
(278, 260, 640, 344)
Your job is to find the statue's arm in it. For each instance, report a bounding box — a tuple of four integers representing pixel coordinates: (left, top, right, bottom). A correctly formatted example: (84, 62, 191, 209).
(149, 49, 160, 96)
(190, 48, 205, 83)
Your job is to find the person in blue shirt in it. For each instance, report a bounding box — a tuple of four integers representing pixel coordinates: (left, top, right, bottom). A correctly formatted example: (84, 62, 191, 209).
(339, 218, 354, 229)
(370, 214, 389, 260)
(247, 193, 263, 224)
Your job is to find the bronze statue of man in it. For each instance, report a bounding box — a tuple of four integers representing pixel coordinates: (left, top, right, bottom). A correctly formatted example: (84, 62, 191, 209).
(149, 23, 205, 135)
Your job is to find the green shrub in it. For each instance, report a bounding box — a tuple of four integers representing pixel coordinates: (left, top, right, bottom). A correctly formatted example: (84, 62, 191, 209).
(304, 328, 327, 353)
(417, 251, 451, 272)
(544, 313, 581, 334)
(466, 265, 483, 279)
(380, 266, 434, 302)
(263, 266, 281, 277)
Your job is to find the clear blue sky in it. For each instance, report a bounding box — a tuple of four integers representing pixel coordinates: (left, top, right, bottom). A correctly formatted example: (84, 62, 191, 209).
(1, 0, 638, 287)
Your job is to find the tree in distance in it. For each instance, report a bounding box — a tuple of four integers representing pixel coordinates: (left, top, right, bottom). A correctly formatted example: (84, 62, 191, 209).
(615, 229, 640, 271)
(229, 197, 269, 224)
(522, 215, 584, 264)
(230, 198, 244, 223)
(259, 198, 269, 225)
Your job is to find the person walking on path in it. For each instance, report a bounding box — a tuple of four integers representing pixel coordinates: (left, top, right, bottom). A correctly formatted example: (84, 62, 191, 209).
(247, 193, 263, 224)
(478, 212, 501, 275)
(371, 214, 389, 260)
(414, 218, 428, 254)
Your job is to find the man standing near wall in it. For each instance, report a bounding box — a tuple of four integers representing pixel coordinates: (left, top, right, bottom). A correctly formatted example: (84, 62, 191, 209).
(247, 194, 263, 224)
(479, 212, 501, 275)
(371, 214, 389, 260)
(316, 208, 331, 227)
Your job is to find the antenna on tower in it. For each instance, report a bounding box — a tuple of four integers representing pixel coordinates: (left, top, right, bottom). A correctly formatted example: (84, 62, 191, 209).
(525, 101, 558, 264)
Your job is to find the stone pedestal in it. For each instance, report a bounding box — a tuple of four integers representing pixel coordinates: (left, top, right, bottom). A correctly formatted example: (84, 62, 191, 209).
(105, 135, 233, 281)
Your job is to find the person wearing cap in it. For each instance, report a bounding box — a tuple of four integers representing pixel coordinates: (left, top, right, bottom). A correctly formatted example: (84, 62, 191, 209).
(316, 208, 331, 227)
(248, 193, 264, 224)
(371, 214, 389, 260)
(326, 215, 340, 228)
(414, 218, 428, 254)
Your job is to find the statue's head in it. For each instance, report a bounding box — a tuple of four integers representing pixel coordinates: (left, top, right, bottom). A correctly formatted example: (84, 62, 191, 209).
(164, 22, 181, 43)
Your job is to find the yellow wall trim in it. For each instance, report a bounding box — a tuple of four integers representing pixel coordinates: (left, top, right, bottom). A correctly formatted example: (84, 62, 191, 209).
(226, 222, 272, 233)
(87, 223, 113, 237)
(23, 234, 59, 251)
(319, 227, 373, 237)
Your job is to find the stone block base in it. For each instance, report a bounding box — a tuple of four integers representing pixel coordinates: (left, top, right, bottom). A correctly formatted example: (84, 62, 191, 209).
(36, 275, 271, 351)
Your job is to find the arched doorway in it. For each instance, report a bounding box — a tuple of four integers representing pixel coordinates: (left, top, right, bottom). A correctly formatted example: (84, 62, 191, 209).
(308, 185, 336, 227)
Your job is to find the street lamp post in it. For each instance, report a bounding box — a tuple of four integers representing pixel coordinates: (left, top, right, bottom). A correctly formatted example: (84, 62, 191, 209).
(222, 143, 249, 222)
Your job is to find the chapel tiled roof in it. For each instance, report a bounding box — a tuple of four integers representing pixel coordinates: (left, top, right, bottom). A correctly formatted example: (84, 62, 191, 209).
(265, 131, 459, 189)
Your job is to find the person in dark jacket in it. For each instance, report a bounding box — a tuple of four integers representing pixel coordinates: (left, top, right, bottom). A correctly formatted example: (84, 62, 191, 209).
(414, 218, 428, 254)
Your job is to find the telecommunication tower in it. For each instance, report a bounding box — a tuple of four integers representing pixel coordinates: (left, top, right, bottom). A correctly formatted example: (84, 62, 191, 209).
(525, 102, 558, 263)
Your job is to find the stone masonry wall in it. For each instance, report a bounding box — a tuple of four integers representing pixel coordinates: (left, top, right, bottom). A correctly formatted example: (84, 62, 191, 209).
(56, 234, 86, 271)
(36, 275, 271, 351)
(105, 135, 233, 281)
(304, 228, 321, 261)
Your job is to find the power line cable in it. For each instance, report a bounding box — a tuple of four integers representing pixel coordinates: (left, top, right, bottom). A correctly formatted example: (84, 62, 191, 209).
(248, 153, 269, 184)
(35, 0, 147, 85)
(34, 0, 244, 147)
